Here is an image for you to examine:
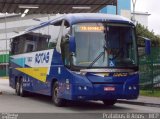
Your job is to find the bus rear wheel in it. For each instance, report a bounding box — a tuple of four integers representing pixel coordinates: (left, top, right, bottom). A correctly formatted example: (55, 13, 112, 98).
(52, 81, 66, 107)
(15, 80, 20, 96)
(19, 78, 27, 97)
(103, 99, 117, 106)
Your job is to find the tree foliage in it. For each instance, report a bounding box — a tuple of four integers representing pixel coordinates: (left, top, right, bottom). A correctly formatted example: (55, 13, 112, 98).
(136, 23, 160, 47)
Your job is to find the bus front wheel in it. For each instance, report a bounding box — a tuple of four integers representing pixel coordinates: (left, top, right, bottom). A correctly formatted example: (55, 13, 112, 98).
(102, 99, 117, 106)
(52, 81, 66, 107)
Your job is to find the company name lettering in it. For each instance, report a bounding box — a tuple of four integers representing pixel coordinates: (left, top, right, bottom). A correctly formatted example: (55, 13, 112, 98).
(35, 52, 50, 64)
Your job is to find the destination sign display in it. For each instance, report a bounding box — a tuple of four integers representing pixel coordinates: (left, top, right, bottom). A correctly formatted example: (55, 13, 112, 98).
(76, 26, 104, 32)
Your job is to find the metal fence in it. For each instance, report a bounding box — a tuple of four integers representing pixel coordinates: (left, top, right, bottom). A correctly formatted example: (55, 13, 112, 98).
(0, 54, 9, 77)
(139, 47, 160, 91)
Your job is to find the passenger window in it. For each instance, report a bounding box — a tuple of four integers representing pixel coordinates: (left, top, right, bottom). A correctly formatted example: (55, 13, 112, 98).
(24, 41, 36, 53)
(27, 44, 34, 52)
(10, 20, 70, 54)
(10, 37, 26, 55)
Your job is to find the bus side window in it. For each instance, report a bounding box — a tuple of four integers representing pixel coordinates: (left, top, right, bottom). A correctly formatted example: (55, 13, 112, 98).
(47, 24, 59, 49)
(11, 37, 21, 55)
(10, 39, 15, 55)
(26, 44, 34, 52)
(24, 41, 36, 53)
(36, 36, 49, 51)
(49, 20, 70, 49)
(61, 41, 70, 66)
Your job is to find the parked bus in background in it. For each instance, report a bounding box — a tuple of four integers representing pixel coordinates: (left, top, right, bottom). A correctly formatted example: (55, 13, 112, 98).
(9, 13, 149, 107)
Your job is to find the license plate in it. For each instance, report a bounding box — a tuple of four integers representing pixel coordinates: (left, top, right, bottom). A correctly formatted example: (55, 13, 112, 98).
(104, 87, 115, 91)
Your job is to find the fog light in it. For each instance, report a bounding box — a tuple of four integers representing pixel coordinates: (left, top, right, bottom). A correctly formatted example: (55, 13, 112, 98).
(84, 86, 87, 90)
(129, 86, 132, 90)
(133, 86, 137, 90)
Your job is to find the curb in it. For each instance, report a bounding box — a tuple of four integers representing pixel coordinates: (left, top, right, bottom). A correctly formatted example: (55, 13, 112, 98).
(0, 78, 9, 80)
(117, 100, 160, 108)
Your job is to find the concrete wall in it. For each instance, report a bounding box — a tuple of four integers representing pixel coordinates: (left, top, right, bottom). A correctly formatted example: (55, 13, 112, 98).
(132, 13, 150, 27)
(100, 5, 116, 14)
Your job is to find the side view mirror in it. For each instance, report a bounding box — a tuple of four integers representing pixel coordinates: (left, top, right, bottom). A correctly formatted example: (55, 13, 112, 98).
(145, 38, 151, 55)
(137, 36, 151, 56)
(69, 36, 76, 53)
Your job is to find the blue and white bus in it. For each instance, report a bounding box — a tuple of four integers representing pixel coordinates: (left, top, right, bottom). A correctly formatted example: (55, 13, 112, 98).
(9, 13, 140, 106)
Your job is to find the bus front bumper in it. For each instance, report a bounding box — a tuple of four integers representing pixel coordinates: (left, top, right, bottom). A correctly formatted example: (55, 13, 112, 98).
(70, 83, 139, 101)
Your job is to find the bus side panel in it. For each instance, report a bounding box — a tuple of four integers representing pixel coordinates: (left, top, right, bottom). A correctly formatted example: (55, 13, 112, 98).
(44, 50, 94, 99)
(9, 49, 54, 94)
(40, 49, 66, 96)
(9, 56, 26, 89)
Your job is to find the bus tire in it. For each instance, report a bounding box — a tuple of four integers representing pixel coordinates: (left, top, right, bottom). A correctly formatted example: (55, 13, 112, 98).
(19, 78, 27, 97)
(15, 80, 20, 96)
(103, 99, 117, 106)
(52, 81, 66, 107)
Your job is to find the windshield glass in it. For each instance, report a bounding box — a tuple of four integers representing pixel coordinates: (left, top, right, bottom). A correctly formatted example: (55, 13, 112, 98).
(72, 23, 137, 68)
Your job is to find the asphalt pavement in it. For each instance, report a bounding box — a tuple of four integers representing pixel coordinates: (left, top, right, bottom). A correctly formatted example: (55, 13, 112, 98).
(118, 96, 160, 107)
(0, 79, 160, 115)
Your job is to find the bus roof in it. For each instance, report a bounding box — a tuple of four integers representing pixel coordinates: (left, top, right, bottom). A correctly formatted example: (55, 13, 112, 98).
(11, 13, 134, 39)
(62, 13, 133, 25)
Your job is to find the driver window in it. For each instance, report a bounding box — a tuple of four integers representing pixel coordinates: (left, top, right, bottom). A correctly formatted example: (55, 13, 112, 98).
(63, 43, 70, 66)
(61, 35, 70, 66)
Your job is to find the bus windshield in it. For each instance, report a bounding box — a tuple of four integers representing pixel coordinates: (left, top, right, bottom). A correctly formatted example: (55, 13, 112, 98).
(72, 23, 137, 68)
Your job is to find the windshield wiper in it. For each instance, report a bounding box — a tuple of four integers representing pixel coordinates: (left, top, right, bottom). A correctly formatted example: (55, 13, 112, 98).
(87, 51, 105, 68)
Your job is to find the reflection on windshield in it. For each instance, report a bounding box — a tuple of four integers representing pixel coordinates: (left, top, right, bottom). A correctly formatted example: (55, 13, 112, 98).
(72, 23, 137, 68)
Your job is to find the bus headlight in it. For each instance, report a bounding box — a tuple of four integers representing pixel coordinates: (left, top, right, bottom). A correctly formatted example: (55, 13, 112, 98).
(78, 86, 88, 90)
(133, 86, 137, 90)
